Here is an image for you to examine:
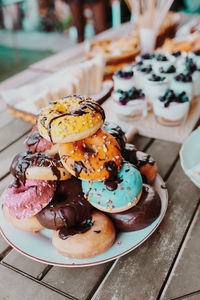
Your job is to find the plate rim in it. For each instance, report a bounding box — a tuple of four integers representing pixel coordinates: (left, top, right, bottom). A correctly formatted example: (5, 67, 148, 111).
(0, 174, 168, 267)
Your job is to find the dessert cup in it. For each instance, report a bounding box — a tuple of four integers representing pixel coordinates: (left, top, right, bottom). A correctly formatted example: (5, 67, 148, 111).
(144, 74, 168, 109)
(112, 88, 147, 121)
(153, 89, 190, 127)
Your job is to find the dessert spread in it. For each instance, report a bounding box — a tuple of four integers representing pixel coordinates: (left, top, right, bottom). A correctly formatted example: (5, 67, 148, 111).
(0, 95, 162, 259)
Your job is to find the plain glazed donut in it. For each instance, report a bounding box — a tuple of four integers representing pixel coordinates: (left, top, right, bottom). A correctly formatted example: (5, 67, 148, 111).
(24, 125, 59, 156)
(37, 95, 105, 143)
(3, 206, 44, 232)
(108, 184, 161, 232)
(123, 143, 157, 184)
(52, 211, 116, 259)
(10, 152, 71, 182)
(36, 178, 92, 230)
(59, 129, 122, 181)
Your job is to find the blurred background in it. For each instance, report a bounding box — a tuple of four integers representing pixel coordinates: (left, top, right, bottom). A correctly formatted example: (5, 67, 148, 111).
(0, 0, 199, 82)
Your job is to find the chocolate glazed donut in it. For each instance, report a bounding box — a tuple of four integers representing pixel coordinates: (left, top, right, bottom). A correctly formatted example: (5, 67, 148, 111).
(107, 184, 161, 232)
(36, 178, 92, 230)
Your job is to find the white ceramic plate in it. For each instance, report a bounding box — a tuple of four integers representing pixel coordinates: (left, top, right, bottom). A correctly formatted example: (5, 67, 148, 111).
(180, 126, 200, 188)
(0, 174, 168, 267)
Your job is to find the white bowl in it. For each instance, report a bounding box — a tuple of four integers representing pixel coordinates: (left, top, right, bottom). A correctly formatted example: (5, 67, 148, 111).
(180, 126, 200, 188)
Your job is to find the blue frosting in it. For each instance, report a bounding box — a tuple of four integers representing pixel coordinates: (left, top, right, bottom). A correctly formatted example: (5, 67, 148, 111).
(82, 161, 142, 211)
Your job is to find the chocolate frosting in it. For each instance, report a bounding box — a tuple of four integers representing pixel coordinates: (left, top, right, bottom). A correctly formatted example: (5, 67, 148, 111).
(123, 144, 155, 168)
(103, 122, 126, 151)
(36, 178, 92, 230)
(58, 218, 93, 240)
(10, 152, 63, 184)
(107, 184, 161, 232)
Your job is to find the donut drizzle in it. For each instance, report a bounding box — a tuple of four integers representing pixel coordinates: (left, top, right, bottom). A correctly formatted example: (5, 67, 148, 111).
(72, 161, 87, 178)
(10, 152, 63, 184)
(26, 131, 42, 153)
(58, 218, 93, 240)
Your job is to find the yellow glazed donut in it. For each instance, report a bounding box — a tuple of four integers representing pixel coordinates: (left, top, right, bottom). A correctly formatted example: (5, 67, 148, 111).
(37, 95, 105, 143)
(52, 211, 116, 259)
(59, 129, 122, 181)
(3, 206, 44, 232)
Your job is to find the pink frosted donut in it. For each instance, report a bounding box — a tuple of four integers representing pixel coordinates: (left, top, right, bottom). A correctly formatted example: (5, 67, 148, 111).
(24, 125, 59, 155)
(0, 179, 56, 219)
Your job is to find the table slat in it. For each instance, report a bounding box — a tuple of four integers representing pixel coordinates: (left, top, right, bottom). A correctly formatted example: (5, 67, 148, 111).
(0, 264, 71, 300)
(2, 251, 50, 279)
(0, 118, 32, 152)
(42, 263, 112, 300)
(161, 205, 200, 300)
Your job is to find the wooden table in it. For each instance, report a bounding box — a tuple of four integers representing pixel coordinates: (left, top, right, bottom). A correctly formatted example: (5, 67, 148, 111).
(0, 22, 200, 300)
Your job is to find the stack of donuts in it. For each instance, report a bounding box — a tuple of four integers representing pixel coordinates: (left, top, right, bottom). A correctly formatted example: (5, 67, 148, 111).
(0, 95, 161, 259)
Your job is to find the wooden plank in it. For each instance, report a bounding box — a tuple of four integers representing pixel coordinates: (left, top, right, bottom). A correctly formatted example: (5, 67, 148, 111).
(0, 235, 10, 255)
(182, 294, 200, 300)
(92, 156, 199, 300)
(2, 251, 48, 279)
(0, 174, 13, 195)
(0, 133, 27, 180)
(42, 263, 112, 300)
(0, 109, 15, 129)
(0, 264, 69, 300)
(160, 205, 200, 300)
(0, 118, 32, 152)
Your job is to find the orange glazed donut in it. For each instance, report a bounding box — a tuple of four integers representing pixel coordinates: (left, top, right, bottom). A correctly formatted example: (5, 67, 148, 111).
(3, 206, 44, 232)
(52, 211, 116, 259)
(37, 95, 105, 143)
(59, 129, 123, 181)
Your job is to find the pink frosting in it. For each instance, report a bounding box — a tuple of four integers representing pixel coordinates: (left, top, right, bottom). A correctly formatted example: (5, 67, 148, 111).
(24, 125, 53, 153)
(1, 179, 56, 219)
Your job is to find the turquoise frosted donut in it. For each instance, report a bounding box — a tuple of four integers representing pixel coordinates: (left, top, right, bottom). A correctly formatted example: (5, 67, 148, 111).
(82, 161, 143, 213)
